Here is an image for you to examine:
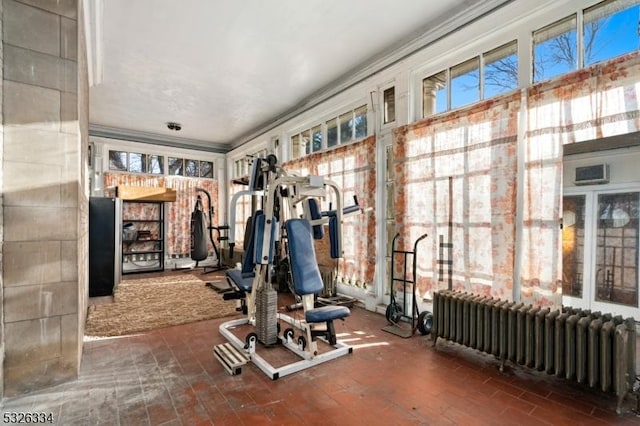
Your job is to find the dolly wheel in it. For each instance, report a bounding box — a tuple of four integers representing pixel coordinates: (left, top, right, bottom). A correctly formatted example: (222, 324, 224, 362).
(418, 311, 433, 336)
(386, 303, 402, 324)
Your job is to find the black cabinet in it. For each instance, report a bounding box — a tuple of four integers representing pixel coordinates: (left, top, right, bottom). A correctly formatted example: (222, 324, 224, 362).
(122, 200, 165, 274)
(89, 197, 122, 296)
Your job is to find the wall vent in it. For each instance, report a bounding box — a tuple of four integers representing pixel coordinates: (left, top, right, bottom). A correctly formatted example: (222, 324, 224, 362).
(574, 164, 609, 185)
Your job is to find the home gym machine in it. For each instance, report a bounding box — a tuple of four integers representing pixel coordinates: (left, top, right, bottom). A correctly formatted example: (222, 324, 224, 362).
(383, 232, 433, 338)
(213, 155, 360, 379)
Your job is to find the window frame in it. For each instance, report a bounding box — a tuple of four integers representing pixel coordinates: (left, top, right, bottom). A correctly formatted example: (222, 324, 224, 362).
(107, 149, 215, 179)
(382, 85, 396, 126)
(420, 39, 519, 119)
(288, 103, 369, 161)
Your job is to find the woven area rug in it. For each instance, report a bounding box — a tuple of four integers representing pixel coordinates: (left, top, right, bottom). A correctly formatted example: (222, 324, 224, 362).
(85, 273, 238, 337)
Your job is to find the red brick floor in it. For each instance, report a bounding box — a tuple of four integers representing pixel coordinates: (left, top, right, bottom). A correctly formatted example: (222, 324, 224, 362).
(2, 289, 640, 425)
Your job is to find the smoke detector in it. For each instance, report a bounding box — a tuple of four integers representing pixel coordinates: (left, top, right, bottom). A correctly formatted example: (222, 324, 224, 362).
(166, 122, 182, 131)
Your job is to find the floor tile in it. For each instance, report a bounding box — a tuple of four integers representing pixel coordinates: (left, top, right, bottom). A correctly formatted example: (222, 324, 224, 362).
(1, 271, 640, 425)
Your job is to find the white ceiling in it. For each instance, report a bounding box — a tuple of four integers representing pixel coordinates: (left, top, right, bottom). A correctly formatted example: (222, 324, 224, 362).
(88, 0, 502, 152)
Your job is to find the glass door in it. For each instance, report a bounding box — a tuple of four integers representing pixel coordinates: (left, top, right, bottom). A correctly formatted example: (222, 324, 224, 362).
(562, 194, 588, 308)
(562, 189, 639, 318)
(592, 191, 638, 317)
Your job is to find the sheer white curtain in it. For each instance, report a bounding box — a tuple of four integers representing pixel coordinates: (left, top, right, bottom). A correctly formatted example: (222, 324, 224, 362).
(393, 92, 521, 300)
(283, 136, 377, 288)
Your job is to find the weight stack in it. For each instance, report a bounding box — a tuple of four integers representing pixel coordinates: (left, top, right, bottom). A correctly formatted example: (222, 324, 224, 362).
(256, 285, 278, 345)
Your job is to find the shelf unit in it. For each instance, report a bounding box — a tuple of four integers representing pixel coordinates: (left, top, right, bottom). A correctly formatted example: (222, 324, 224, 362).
(122, 200, 165, 274)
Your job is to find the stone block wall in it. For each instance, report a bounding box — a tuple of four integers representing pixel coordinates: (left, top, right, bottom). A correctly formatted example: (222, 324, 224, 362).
(77, 0, 90, 370)
(2, 0, 84, 396)
(0, 0, 4, 400)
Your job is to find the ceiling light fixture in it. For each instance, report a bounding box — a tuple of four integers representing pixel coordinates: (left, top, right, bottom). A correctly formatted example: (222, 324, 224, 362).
(166, 122, 182, 131)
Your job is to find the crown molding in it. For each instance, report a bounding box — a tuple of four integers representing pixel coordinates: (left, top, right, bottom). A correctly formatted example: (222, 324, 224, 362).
(89, 124, 230, 154)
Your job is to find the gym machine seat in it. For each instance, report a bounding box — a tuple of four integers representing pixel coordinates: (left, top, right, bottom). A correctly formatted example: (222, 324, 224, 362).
(286, 219, 350, 344)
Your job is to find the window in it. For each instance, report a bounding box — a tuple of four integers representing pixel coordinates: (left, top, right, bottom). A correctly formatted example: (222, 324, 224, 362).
(327, 118, 338, 148)
(185, 159, 199, 177)
(423, 71, 448, 117)
(290, 104, 368, 160)
(168, 157, 184, 175)
(422, 40, 518, 118)
(109, 150, 127, 171)
(107, 150, 214, 178)
(340, 111, 353, 144)
(291, 130, 313, 160)
(484, 41, 518, 98)
(312, 125, 322, 152)
(200, 161, 214, 178)
(234, 149, 268, 176)
(451, 57, 480, 109)
(354, 105, 367, 139)
(148, 155, 164, 174)
(530, 1, 640, 83)
(108, 150, 153, 174)
(583, 0, 640, 67)
(291, 134, 302, 159)
(302, 129, 311, 156)
(129, 152, 146, 173)
(383, 87, 395, 124)
(533, 15, 578, 83)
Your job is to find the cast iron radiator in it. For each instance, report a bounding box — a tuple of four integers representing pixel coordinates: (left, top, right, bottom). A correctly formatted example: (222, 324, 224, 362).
(432, 290, 637, 414)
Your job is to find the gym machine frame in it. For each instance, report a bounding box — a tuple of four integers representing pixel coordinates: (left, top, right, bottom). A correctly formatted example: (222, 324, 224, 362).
(216, 156, 355, 379)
